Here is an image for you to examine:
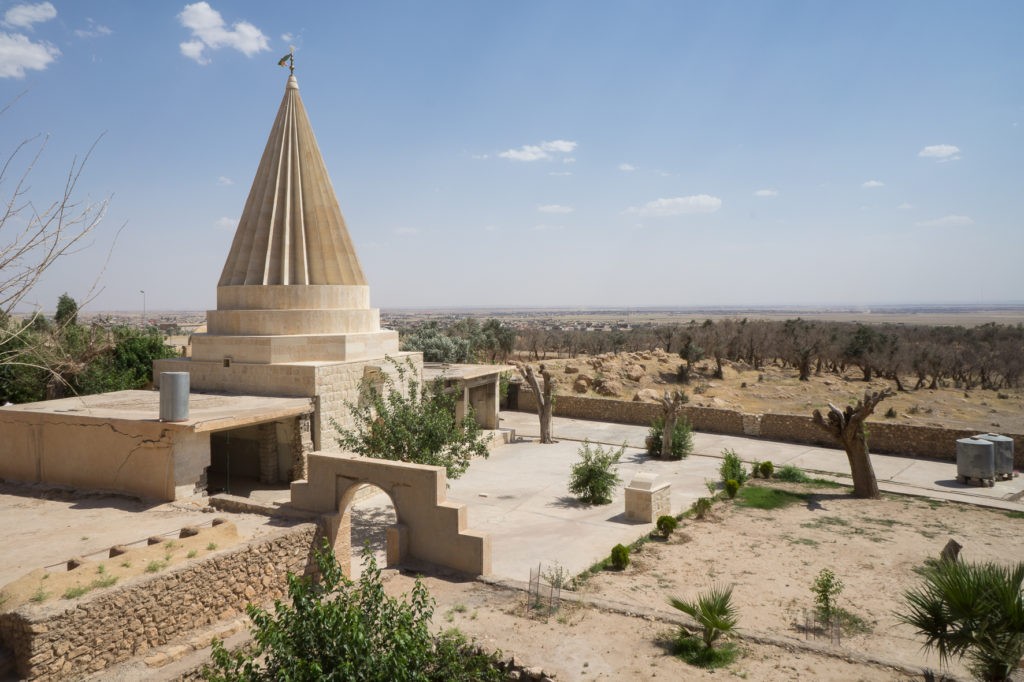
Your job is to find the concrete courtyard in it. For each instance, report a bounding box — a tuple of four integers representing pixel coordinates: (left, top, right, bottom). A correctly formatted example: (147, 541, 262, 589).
(350, 411, 1024, 581)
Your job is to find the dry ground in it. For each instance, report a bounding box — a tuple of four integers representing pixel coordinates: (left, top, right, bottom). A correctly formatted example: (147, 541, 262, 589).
(419, 480, 1024, 681)
(538, 351, 1024, 433)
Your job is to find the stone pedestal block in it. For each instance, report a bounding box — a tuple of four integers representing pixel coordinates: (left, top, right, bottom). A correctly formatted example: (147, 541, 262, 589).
(624, 473, 671, 523)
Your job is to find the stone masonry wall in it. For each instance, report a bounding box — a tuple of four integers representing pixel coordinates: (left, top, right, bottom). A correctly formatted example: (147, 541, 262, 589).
(313, 351, 423, 449)
(0, 524, 318, 681)
(514, 389, 1023, 466)
(516, 390, 745, 434)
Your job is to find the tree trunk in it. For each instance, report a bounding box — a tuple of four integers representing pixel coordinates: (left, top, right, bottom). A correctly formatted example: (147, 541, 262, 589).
(842, 428, 880, 499)
(517, 363, 555, 444)
(659, 390, 687, 458)
(797, 353, 811, 381)
(812, 388, 893, 500)
(662, 413, 676, 458)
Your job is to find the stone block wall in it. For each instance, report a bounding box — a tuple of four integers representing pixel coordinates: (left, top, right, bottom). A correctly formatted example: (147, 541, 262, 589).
(513, 390, 1023, 467)
(312, 351, 423, 449)
(516, 390, 746, 434)
(0, 524, 318, 681)
(758, 414, 1024, 467)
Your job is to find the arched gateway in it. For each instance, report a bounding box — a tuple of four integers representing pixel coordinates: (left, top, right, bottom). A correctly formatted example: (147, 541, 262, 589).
(290, 451, 491, 576)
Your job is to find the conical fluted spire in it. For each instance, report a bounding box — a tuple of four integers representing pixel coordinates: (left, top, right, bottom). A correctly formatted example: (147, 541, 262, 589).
(219, 75, 367, 287)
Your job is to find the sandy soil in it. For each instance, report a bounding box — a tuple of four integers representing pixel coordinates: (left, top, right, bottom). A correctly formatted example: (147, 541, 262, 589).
(537, 351, 1024, 433)
(433, 480, 1022, 681)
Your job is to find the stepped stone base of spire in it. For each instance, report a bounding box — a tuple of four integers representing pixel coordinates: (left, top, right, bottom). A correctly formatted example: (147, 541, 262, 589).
(190, 329, 399, 364)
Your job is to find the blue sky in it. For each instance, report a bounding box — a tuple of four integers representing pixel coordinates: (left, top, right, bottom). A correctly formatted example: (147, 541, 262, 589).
(2, 1, 1022, 312)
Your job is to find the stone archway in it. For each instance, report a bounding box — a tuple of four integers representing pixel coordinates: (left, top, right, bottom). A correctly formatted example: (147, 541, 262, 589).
(340, 483, 400, 577)
(290, 451, 490, 577)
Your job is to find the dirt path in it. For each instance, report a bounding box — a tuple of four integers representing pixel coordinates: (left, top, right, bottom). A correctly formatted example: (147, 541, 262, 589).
(413, 480, 1024, 681)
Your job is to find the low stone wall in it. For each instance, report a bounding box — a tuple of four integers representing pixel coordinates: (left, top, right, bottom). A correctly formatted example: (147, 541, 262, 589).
(0, 524, 318, 681)
(516, 391, 745, 434)
(514, 390, 1024, 467)
(759, 414, 1024, 466)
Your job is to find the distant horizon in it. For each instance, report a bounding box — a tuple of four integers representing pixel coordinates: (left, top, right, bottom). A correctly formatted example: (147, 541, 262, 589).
(43, 301, 1024, 316)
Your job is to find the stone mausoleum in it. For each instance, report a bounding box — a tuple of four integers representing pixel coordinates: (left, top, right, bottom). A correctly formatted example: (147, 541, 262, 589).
(0, 73, 421, 500)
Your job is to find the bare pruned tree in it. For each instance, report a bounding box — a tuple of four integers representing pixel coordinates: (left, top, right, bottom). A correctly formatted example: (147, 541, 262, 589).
(1, 134, 108, 317)
(811, 388, 894, 499)
(1, 97, 114, 398)
(659, 389, 688, 458)
(516, 362, 555, 443)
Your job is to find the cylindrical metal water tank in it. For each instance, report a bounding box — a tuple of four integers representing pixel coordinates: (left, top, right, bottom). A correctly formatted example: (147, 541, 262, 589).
(956, 437, 994, 483)
(159, 372, 190, 422)
(975, 433, 1014, 479)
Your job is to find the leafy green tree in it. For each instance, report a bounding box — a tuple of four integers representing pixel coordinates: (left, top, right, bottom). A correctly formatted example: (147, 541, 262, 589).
(73, 326, 177, 394)
(568, 440, 624, 505)
(205, 544, 502, 682)
(55, 293, 78, 327)
(899, 560, 1024, 682)
(400, 322, 472, 363)
(479, 318, 515, 362)
(333, 357, 489, 479)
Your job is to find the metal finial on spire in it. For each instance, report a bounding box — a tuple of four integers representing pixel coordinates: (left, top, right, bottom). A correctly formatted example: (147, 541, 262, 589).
(277, 47, 295, 75)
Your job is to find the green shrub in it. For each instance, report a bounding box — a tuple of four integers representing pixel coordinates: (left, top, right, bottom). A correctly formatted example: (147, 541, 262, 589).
(899, 560, 1024, 681)
(724, 479, 740, 499)
(206, 543, 502, 681)
(749, 460, 761, 478)
(758, 461, 774, 479)
(811, 568, 844, 619)
(719, 449, 748, 486)
(692, 497, 713, 520)
(669, 584, 740, 669)
(568, 440, 624, 505)
(609, 544, 630, 570)
(656, 515, 679, 538)
(646, 415, 694, 460)
(775, 464, 810, 483)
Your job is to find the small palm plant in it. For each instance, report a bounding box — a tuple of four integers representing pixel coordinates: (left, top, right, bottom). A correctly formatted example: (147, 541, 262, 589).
(669, 584, 740, 668)
(899, 560, 1024, 682)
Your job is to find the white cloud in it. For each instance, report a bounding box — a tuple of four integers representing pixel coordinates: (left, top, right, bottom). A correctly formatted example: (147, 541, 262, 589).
(177, 2, 269, 65)
(217, 175, 234, 186)
(562, 156, 576, 164)
(548, 171, 572, 177)
(915, 214, 974, 228)
(618, 163, 637, 172)
(471, 153, 489, 160)
(0, 31, 59, 78)
(918, 144, 960, 162)
(624, 194, 722, 217)
(897, 202, 914, 210)
(75, 18, 112, 38)
(862, 180, 885, 188)
(3, 2, 56, 29)
(753, 189, 778, 197)
(215, 216, 237, 230)
(498, 139, 577, 162)
(531, 224, 564, 232)
(537, 204, 573, 214)
(281, 32, 293, 43)
(394, 227, 420, 236)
